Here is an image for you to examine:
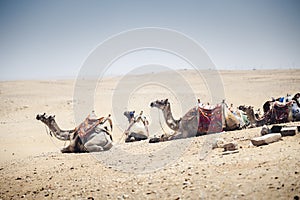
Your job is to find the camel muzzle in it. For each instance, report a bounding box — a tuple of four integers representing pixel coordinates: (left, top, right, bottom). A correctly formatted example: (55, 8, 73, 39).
(36, 114, 42, 120)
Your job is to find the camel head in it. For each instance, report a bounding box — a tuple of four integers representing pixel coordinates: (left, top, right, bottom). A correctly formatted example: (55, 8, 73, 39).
(243, 106, 258, 122)
(150, 99, 169, 110)
(123, 110, 135, 122)
(244, 106, 254, 115)
(36, 113, 56, 127)
(238, 105, 247, 112)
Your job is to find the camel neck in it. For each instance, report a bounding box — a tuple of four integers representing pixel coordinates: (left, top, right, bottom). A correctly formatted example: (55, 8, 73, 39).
(43, 120, 72, 141)
(162, 104, 180, 131)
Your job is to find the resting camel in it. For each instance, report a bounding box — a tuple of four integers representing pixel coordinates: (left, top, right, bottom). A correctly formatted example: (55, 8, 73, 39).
(242, 101, 293, 127)
(259, 93, 300, 124)
(123, 110, 149, 142)
(149, 99, 240, 142)
(36, 112, 113, 153)
(241, 106, 266, 127)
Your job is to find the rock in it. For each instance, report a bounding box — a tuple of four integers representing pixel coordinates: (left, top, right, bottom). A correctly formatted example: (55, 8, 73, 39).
(212, 138, 225, 149)
(270, 125, 283, 133)
(251, 133, 281, 146)
(223, 142, 238, 151)
(212, 139, 238, 151)
(222, 150, 239, 155)
(280, 126, 298, 136)
(260, 125, 270, 136)
(183, 181, 190, 185)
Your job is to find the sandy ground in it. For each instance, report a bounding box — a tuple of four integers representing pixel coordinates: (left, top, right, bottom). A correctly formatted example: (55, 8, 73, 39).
(0, 69, 299, 199)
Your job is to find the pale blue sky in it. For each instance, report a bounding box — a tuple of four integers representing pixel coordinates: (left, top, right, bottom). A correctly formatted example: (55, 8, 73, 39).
(0, 0, 300, 80)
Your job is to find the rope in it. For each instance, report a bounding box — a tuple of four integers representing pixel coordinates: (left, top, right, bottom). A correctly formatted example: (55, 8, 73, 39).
(44, 125, 67, 148)
(156, 108, 178, 140)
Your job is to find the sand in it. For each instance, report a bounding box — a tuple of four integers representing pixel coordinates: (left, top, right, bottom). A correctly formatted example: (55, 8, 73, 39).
(0, 69, 299, 199)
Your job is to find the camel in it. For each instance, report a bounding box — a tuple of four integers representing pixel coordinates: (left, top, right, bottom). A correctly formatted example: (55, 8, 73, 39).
(243, 101, 293, 127)
(149, 99, 241, 142)
(228, 103, 250, 128)
(242, 106, 266, 127)
(36, 112, 113, 153)
(260, 93, 299, 123)
(123, 110, 149, 142)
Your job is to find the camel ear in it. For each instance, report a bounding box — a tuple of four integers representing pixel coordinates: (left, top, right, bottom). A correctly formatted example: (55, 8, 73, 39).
(165, 99, 168, 104)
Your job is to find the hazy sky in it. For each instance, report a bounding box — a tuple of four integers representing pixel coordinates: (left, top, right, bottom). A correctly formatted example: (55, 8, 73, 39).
(0, 0, 300, 80)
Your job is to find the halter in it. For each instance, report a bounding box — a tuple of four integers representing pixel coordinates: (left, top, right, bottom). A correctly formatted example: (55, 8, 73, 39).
(44, 125, 67, 148)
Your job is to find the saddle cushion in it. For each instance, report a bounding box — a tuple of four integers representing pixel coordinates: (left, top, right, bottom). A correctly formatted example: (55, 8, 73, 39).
(268, 102, 291, 123)
(76, 116, 102, 138)
(197, 105, 223, 134)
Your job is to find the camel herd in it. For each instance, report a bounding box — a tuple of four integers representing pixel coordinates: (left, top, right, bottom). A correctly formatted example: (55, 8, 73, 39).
(36, 93, 300, 153)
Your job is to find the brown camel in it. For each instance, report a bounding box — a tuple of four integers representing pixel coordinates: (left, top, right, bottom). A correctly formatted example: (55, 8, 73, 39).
(149, 99, 240, 142)
(243, 101, 293, 127)
(36, 112, 113, 153)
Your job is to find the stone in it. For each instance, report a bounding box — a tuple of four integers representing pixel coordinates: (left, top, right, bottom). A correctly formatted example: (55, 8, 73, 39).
(270, 125, 283, 133)
(212, 138, 225, 149)
(280, 126, 298, 136)
(223, 142, 238, 151)
(222, 150, 239, 155)
(251, 133, 281, 146)
(261, 125, 270, 136)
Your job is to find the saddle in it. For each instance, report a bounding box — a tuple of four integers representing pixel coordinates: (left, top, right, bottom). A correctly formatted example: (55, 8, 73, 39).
(265, 101, 292, 124)
(197, 105, 223, 135)
(75, 115, 107, 139)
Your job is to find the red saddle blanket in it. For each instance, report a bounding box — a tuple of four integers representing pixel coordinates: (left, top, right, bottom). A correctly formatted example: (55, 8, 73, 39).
(76, 116, 103, 138)
(265, 102, 291, 123)
(197, 105, 223, 134)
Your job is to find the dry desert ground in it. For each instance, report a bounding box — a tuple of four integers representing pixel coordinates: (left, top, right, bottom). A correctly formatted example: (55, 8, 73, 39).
(0, 69, 299, 199)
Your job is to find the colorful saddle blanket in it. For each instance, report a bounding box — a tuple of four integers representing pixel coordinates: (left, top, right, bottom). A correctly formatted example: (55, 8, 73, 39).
(197, 105, 223, 134)
(265, 102, 292, 124)
(76, 116, 103, 138)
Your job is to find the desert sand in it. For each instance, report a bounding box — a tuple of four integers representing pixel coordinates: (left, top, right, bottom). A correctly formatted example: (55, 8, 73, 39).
(0, 69, 299, 199)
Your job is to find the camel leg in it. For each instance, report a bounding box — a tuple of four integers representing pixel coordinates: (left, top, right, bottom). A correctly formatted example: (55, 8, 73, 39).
(61, 145, 73, 153)
(84, 144, 104, 152)
(61, 135, 86, 153)
(125, 133, 148, 142)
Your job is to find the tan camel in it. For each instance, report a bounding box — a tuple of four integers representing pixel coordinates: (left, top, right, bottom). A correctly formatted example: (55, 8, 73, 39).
(242, 106, 266, 127)
(149, 99, 240, 142)
(36, 112, 113, 153)
(123, 110, 149, 142)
